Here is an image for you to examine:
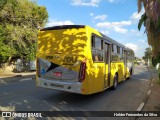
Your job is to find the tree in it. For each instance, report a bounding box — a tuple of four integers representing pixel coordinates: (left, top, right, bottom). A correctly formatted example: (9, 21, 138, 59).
(138, 0, 160, 62)
(0, 25, 13, 63)
(143, 47, 152, 60)
(0, 0, 48, 63)
(138, 0, 160, 80)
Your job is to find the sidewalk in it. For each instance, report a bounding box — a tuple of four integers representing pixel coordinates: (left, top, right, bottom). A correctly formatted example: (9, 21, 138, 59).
(143, 67, 160, 111)
(0, 71, 36, 84)
(138, 67, 160, 120)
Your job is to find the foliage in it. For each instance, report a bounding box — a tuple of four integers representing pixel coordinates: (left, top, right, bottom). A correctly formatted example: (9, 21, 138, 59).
(0, 0, 48, 63)
(152, 55, 160, 66)
(138, 13, 147, 30)
(138, 0, 160, 58)
(25, 43, 37, 61)
(142, 47, 152, 60)
(0, 25, 13, 62)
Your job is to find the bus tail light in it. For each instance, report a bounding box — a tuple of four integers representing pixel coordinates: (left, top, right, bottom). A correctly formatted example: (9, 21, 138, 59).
(78, 60, 86, 83)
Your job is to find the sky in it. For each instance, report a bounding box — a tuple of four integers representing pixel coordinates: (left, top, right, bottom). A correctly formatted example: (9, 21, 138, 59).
(37, 0, 149, 58)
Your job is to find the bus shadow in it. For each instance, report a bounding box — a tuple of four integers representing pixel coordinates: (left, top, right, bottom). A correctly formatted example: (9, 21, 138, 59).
(0, 65, 150, 115)
(43, 65, 151, 111)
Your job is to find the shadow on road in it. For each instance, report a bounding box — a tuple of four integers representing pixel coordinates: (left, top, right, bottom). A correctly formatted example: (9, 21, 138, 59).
(0, 65, 152, 120)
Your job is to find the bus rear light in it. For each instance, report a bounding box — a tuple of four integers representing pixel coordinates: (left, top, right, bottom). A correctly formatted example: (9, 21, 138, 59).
(53, 72, 62, 77)
(78, 60, 86, 83)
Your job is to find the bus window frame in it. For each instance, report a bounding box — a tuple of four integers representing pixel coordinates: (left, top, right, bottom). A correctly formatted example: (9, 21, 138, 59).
(111, 45, 124, 62)
(91, 33, 104, 63)
(104, 41, 111, 64)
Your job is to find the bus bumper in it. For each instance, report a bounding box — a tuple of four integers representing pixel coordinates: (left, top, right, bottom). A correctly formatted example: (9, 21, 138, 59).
(37, 77, 82, 94)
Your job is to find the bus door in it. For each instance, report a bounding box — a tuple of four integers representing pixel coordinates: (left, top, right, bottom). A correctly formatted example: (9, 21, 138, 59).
(123, 50, 127, 78)
(104, 42, 111, 89)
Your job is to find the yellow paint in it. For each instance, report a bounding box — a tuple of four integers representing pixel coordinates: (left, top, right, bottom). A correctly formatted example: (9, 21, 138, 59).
(36, 25, 134, 95)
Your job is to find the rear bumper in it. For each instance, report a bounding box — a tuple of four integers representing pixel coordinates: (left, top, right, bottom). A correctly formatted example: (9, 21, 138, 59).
(37, 77, 82, 94)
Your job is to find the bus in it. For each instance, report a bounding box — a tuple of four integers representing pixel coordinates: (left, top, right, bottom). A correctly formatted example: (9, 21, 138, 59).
(36, 25, 134, 95)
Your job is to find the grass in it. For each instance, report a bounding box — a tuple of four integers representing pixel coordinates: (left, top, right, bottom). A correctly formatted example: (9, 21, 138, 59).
(157, 70, 160, 84)
(157, 80, 160, 85)
(148, 66, 160, 85)
(154, 71, 160, 84)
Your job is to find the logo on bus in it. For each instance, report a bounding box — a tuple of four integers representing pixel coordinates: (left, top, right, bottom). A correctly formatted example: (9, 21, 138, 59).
(63, 56, 77, 65)
(46, 55, 60, 59)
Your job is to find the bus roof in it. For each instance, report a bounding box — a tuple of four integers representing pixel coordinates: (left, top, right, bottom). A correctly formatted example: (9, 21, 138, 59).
(40, 25, 133, 52)
(40, 25, 85, 31)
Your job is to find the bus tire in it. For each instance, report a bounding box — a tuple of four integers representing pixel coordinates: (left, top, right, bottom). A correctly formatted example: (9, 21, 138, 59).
(112, 74, 118, 90)
(127, 69, 132, 80)
(130, 69, 132, 76)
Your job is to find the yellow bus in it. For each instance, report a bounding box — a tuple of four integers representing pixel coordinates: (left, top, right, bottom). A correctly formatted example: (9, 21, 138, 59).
(36, 25, 134, 95)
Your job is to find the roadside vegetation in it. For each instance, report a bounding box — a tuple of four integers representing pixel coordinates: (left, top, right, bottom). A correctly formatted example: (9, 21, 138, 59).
(142, 47, 152, 61)
(0, 0, 48, 63)
(138, 0, 160, 80)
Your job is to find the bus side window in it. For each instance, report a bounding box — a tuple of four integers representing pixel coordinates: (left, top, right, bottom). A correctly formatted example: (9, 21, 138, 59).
(120, 47, 123, 54)
(92, 36, 95, 47)
(91, 35, 104, 62)
(95, 56, 99, 61)
(95, 37, 102, 50)
(105, 44, 109, 63)
(120, 47, 123, 61)
(112, 44, 117, 53)
(92, 49, 100, 61)
(117, 46, 120, 53)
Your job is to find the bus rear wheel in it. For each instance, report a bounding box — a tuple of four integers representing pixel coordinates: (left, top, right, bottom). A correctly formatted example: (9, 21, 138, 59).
(112, 74, 118, 90)
(127, 69, 132, 80)
(130, 69, 132, 76)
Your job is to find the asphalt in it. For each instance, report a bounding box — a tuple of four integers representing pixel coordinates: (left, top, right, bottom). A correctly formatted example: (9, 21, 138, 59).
(136, 66, 160, 120)
(0, 66, 160, 119)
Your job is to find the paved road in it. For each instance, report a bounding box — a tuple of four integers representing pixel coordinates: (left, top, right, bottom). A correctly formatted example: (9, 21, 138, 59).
(0, 65, 151, 120)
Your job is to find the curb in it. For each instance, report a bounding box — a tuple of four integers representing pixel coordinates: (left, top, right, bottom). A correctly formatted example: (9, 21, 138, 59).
(136, 89, 152, 112)
(0, 74, 36, 84)
(20, 78, 33, 81)
(134, 67, 154, 120)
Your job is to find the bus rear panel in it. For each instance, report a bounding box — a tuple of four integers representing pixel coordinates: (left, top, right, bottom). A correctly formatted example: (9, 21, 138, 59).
(36, 25, 91, 94)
